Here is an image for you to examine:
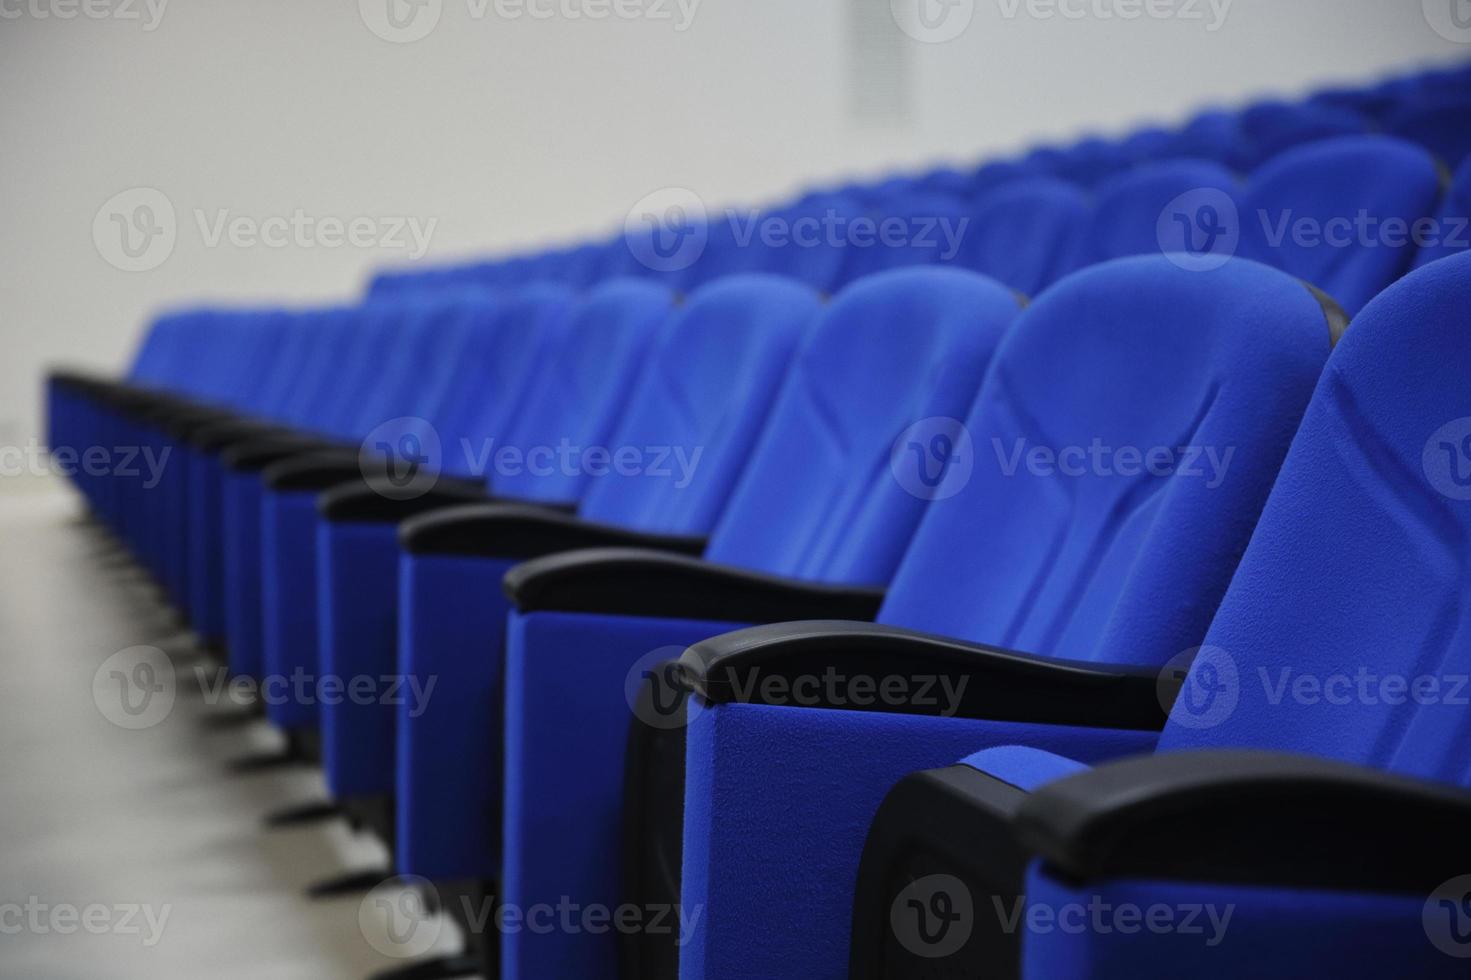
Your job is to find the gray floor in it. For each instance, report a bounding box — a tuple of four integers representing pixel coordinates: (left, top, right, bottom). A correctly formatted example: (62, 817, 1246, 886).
(0, 480, 471, 979)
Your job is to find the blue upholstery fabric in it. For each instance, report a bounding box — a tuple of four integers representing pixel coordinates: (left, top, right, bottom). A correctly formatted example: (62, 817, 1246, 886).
(397, 554, 518, 880)
(1086, 159, 1240, 261)
(501, 610, 753, 980)
(682, 256, 1335, 978)
(319, 520, 405, 798)
(1022, 865, 1451, 979)
(253, 297, 494, 731)
(1237, 135, 1443, 314)
(315, 274, 795, 797)
(467, 268, 1022, 975)
(1232, 100, 1364, 171)
(261, 490, 321, 730)
(1160, 249, 1471, 777)
(955, 251, 1471, 977)
(1414, 154, 1471, 270)
(1054, 137, 1129, 187)
(954, 177, 1091, 296)
(488, 279, 675, 505)
(704, 267, 1023, 584)
(222, 471, 266, 680)
(575, 275, 823, 531)
(878, 256, 1331, 666)
(836, 192, 971, 282)
(1385, 94, 1471, 170)
(956, 744, 1090, 792)
(1160, 109, 1240, 165)
(395, 275, 824, 878)
(680, 704, 1157, 980)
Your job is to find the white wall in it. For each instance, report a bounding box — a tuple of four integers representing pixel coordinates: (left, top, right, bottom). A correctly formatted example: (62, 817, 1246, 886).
(0, 0, 1465, 466)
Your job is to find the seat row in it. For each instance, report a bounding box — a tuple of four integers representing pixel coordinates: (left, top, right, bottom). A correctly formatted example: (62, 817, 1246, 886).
(368, 60, 1471, 298)
(45, 63, 1471, 980)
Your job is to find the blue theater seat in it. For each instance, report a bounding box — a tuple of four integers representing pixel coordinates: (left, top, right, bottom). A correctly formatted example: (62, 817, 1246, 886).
(1385, 94, 1471, 170)
(663, 255, 1337, 979)
(1231, 99, 1365, 171)
(955, 177, 1091, 295)
(318, 275, 812, 814)
(835, 191, 972, 282)
(403, 266, 1023, 980)
(1414, 154, 1471, 269)
(253, 279, 665, 754)
(848, 248, 1471, 979)
(255, 291, 528, 735)
(1084, 158, 1241, 261)
(1052, 136, 1130, 187)
(212, 294, 502, 685)
(1236, 135, 1444, 314)
(39, 59, 1471, 980)
(1158, 109, 1240, 165)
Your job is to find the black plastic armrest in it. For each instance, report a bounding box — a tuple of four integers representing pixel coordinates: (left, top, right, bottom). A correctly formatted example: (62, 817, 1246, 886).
(1016, 750, 1471, 894)
(261, 450, 366, 492)
(220, 435, 342, 472)
(48, 368, 112, 389)
(400, 510, 709, 565)
(500, 549, 884, 622)
(679, 621, 1167, 725)
(316, 478, 490, 522)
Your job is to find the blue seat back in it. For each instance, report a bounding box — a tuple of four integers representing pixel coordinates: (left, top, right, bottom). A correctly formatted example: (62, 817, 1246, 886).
(877, 256, 1335, 667)
(1414, 154, 1471, 269)
(280, 307, 376, 435)
(759, 195, 867, 293)
(1233, 100, 1364, 171)
(1160, 109, 1241, 165)
(1385, 94, 1471, 170)
(970, 160, 1036, 196)
(436, 283, 580, 480)
(957, 177, 1091, 296)
(339, 296, 484, 440)
(1161, 251, 1471, 782)
(490, 278, 676, 506)
(836, 192, 970, 283)
(703, 266, 1023, 585)
(1086, 159, 1241, 261)
(1238, 135, 1443, 314)
(577, 274, 823, 534)
(1054, 136, 1128, 187)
